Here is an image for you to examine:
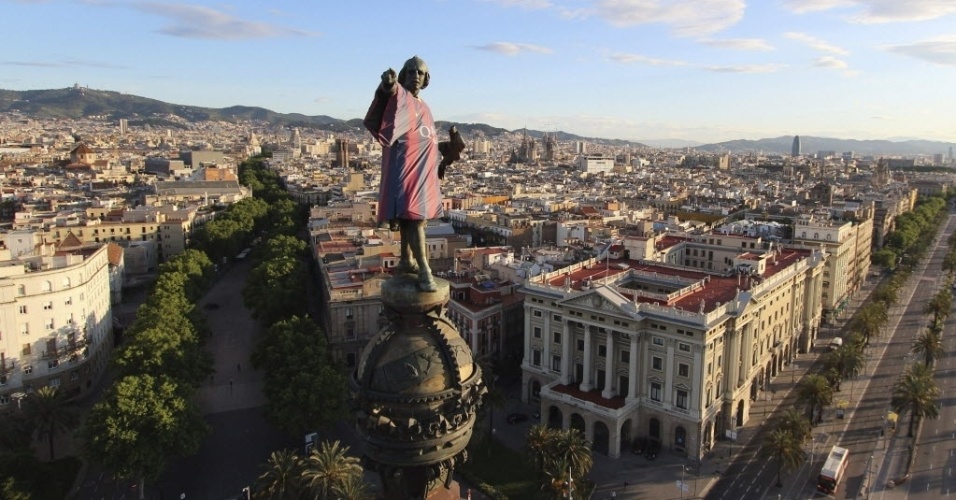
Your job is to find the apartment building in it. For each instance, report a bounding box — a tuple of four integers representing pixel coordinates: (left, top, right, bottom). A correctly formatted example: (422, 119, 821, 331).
(520, 248, 826, 460)
(791, 213, 873, 322)
(0, 243, 114, 407)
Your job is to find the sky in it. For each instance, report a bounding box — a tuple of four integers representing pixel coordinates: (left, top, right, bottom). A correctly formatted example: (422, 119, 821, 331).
(2, 0, 955, 145)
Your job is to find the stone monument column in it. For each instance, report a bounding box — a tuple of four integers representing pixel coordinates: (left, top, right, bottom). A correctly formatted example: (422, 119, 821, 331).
(350, 274, 486, 500)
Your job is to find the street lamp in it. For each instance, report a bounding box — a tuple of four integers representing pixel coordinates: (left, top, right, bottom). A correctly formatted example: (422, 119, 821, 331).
(242, 487, 250, 500)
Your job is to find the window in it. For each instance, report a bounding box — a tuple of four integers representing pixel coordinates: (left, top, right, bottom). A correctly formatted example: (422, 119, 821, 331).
(345, 323, 355, 340)
(706, 388, 712, 406)
(43, 301, 53, 310)
(17, 285, 25, 296)
(0, 394, 7, 406)
(42, 281, 52, 292)
(652, 336, 664, 346)
(650, 382, 662, 401)
(598, 344, 607, 357)
(65, 297, 72, 306)
(554, 331, 562, 344)
(678, 342, 690, 352)
(23, 364, 32, 375)
(620, 350, 630, 364)
(48, 377, 60, 388)
(576, 339, 585, 351)
(533, 310, 542, 318)
(20, 324, 28, 336)
(678, 363, 689, 377)
(346, 353, 357, 368)
(533, 327, 542, 339)
(552, 355, 561, 371)
(532, 349, 541, 367)
(70, 370, 79, 382)
(48, 359, 59, 369)
(553, 314, 562, 322)
(707, 362, 713, 375)
(652, 356, 663, 371)
(18, 305, 27, 314)
(21, 344, 30, 356)
(676, 389, 689, 409)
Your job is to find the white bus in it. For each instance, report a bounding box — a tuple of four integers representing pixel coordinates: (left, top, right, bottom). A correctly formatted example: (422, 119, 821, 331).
(817, 445, 849, 495)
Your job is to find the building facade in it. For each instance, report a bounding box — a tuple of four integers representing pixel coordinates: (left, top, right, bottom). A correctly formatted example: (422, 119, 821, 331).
(0, 244, 114, 407)
(520, 249, 826, 460)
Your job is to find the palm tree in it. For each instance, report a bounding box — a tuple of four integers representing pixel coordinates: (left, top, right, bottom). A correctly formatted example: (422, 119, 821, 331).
(549, 428, 593, 483)
(851, 303, 887, 345)
(924, 288, 952, 329)
(823, 345, 866, 391)
(254, 449, 304, 500)
(775, 408, 812, 444)
(912, 328, 945, 367)
(763, 428, 806, 487)
(526, 424, 556, 474)
(891, 362, 941, 437)
(300, 440, 363, 499)
(796, 374, 833, 424)
(330, 474, 373, 500)
(22, 386, 79, 460)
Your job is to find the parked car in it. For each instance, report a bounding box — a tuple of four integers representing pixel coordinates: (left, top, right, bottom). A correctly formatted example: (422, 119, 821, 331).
(506, 412, 528, 424)
(631, 437, 648, 455)
(828, 337, 843, 350)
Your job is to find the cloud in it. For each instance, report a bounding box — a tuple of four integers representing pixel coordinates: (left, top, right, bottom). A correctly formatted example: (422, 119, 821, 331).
(851, 0, 956, 23)
(608, 52, 687, 66)
(782, 0, 854, 13)
(474, 42, 553, 55)
(131, 3, 319, 40)
(595, 0, 745, 37)
(700, 38, 775, 51)
(704, 63, 786, 73)
(482, 0, 553, 8)
(784, 0, 956, 23)
(784, 32, 849, 55)
(885, 37, 956, 67)
(813, 56, 848, 69)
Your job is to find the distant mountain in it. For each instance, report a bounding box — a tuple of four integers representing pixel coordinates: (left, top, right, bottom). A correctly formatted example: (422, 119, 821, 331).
(0, 87, 648, 147)
(696, 135, 952, 157)
(0, 87, 351, 131)
(638, 138, 703, 149)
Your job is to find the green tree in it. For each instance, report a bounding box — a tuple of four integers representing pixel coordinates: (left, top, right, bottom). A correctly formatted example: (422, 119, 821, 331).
(547, 428, 593, 488)
(870, 249, 898, 270)
(763, 428, 806, 487)
(891, 362, 940, 437)
(912, 327, 945, 367)
(254, 449, 304, 500)
(850, 302, 887, 345)
(112, 324, 212, 387)
(775, 408, 812, 444)
(21, 387, 79, 461)
(256, 234, 306, 262)
(0, 477, 31, 500)
(250, 317, 347, 435)
(300, 440, 363, 500)
(243, 257, 307, 325)
(526, 424, 555, 474)
(924, 287, 952, 329)
(82, 375, 208, 499)
(796, 374, 833, 424)
(330, 474, 373, 500)
(157, 250, 214, 301)
(823, 345, 865, 391)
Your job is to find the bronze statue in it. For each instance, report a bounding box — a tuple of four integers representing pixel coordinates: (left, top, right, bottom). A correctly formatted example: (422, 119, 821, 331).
(364, 56, 463, 292)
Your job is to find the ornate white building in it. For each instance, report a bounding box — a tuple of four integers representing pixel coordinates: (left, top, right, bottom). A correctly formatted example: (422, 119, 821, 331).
(0, 241, 114, 407)
(521, 246, 826, 460)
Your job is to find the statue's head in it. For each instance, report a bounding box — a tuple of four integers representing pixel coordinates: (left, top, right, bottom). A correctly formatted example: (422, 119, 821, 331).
(399, 56, 430, 96)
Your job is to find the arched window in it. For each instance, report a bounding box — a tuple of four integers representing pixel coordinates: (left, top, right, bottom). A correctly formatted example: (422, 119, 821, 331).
(62, 277, 71, 288)
(41, 281, 52, 292)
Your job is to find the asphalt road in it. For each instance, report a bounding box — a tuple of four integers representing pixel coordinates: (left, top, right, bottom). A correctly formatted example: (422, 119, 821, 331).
(705, 214, 956, 500)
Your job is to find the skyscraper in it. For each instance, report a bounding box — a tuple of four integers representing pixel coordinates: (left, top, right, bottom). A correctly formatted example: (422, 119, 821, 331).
(791, 135, 801, 157)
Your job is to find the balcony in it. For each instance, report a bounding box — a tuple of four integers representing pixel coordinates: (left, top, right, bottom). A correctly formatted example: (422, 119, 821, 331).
(540, 380, 636, 420)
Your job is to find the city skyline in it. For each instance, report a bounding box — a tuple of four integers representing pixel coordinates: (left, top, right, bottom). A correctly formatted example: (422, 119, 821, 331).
(2, 0, 954, 144)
